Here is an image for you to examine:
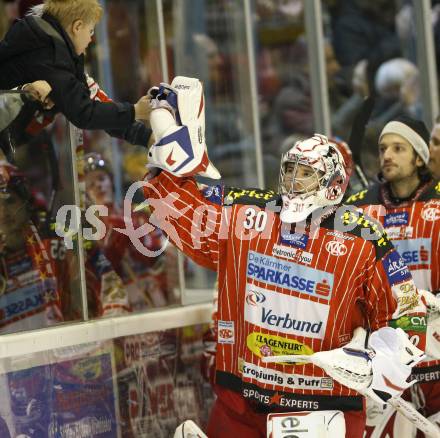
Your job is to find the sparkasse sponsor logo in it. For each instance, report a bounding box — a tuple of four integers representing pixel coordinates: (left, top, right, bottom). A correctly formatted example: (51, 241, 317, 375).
(393, 238, 431, 266)
(246, 251, 334, 301)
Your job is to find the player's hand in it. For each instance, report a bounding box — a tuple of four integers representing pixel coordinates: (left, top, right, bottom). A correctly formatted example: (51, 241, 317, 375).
(24, 80, 54, 109)
(134, 95, 152, 121)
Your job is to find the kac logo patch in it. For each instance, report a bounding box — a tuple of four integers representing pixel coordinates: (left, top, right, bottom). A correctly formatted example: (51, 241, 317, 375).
(325, 240, 347, 256)
(218, 320, 235, 344)
(421, 203, 440, 222)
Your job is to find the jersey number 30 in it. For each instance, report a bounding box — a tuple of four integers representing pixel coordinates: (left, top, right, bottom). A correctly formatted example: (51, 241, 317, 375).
(243, 208, 268, 231)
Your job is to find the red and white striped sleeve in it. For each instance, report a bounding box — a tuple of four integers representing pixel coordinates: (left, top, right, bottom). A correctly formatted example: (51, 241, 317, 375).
(143, 171, 222, 271)
(366, 247, 427, 350)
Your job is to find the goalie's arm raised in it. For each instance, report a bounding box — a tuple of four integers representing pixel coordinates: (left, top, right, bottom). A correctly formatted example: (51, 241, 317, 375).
(143, 170, 222, 271)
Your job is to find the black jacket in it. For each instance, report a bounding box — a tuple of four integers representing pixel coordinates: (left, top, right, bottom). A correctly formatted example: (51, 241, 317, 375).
(0, 13, 150, 144)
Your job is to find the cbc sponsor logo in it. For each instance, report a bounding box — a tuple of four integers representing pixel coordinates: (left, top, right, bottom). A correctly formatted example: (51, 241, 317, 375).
(325, 240, 347, 256)
(246, 289, 266, 306)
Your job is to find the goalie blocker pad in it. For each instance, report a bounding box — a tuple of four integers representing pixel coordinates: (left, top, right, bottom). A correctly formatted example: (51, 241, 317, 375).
(148, 76, 220, 179)
(262, 327, 425, 404)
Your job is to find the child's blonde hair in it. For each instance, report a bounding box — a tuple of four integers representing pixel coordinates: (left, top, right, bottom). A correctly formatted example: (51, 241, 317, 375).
(40, 0, 103, 28)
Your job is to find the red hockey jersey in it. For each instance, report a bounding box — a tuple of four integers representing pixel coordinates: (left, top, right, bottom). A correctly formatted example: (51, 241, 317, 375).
(144, 171, 426, 412)
(346, 180, 440, 375)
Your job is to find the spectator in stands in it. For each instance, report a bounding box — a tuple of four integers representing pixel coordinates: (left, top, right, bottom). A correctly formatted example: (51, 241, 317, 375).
(326, 0, 401, 91)
(0, 0, 152, 146)
(0, 81, 53, 132)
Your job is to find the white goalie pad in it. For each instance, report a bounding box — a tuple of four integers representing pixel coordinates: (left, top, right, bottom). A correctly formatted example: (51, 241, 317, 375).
(173, 420, 208, 438)
(147, 76, 220, 179)
(428, 412, 440, 431)
(365, 398, 417, 438)
(267, 411, 346, 438)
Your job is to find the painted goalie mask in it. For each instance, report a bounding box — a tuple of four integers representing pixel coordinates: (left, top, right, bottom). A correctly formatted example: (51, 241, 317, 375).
(278, 134, 348, 223)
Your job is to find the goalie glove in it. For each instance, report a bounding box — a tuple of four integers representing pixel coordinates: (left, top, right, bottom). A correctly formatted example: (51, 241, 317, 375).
(262, 327, 374, 392)
(363, 327, 425, 404)
(147, 76, 220, 179)
(262, 327, 424, 405)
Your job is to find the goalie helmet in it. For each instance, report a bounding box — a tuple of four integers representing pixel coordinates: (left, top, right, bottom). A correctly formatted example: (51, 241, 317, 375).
(278, 134, 348, 223)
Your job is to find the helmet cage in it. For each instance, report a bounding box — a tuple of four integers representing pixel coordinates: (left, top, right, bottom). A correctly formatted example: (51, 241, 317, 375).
(278, 134, 348, 223)
(279, 155, 327, 199)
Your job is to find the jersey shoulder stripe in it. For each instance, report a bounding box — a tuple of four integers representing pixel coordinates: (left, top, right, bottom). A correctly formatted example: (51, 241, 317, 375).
(223, 187, 280, 207)
(322, 205, 393, 260)
(344, 184, 381, 206)
(419, 180, 440, 201)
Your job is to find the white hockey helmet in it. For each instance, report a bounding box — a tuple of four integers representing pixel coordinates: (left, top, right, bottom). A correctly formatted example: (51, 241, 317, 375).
(278, 134, 348, 223)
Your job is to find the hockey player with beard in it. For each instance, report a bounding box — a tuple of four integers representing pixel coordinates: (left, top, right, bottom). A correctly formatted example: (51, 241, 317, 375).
(346, 116, 440, 437)
(142, 77, 427, 437)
